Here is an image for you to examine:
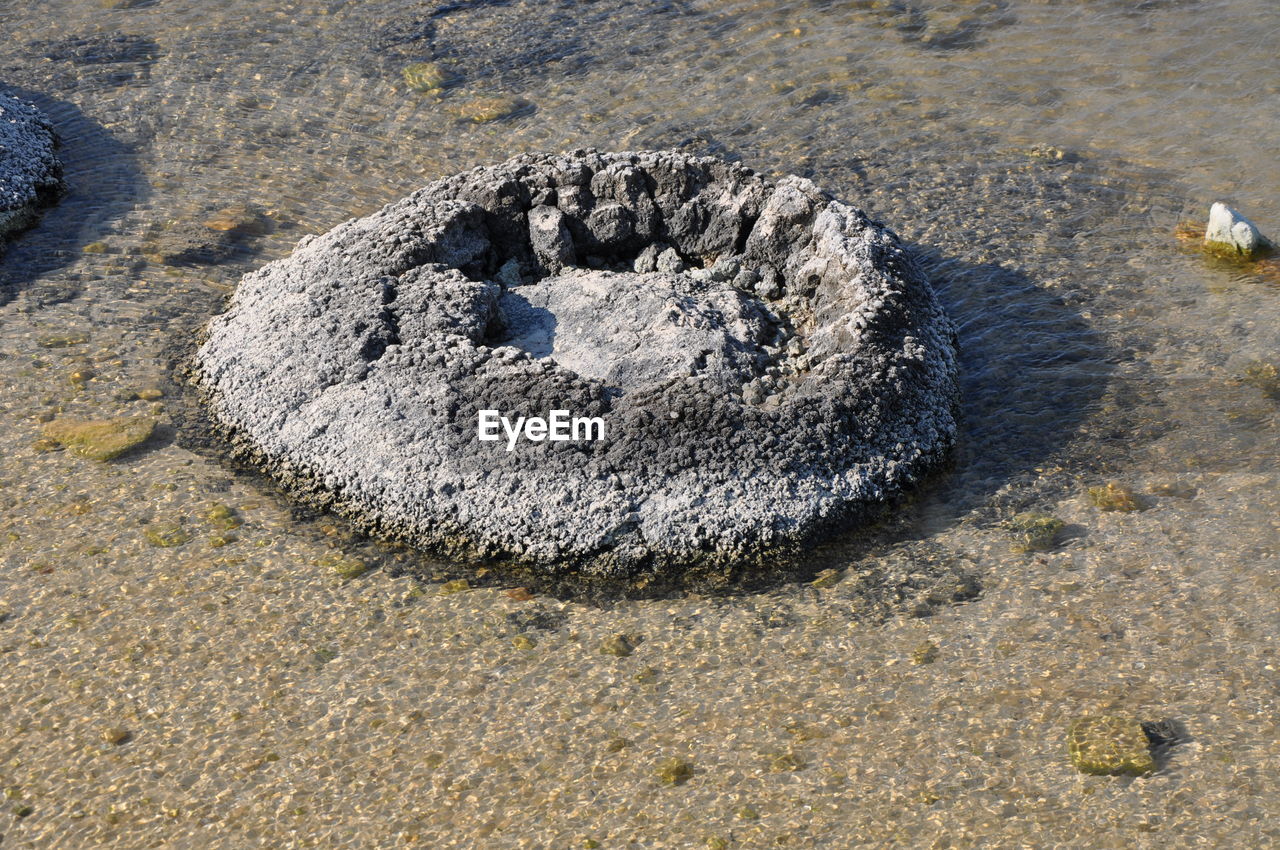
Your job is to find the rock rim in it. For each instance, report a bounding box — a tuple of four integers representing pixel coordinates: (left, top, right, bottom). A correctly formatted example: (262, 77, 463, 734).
(195, 149, 959, 583)
(0, 90, 63, 248)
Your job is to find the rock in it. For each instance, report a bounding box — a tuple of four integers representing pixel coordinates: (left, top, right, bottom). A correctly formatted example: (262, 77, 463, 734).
(0, 91, 63, 252)
(1067, 715, 1156, 776)
(910, 640, 939, 665)
(144, 522, 188, 548)
(101, 726, 132, 745)
(654, 756, 694, 786)
(599, 634, 636, 657)
(446, 96, 528, 124)
(1204, 202, 1272, 259)
(401, 62, 454, 94)
(1007, 512, 1065, 552)
(194, 149, 959, 582)
(655, 246, 684, 274)
(41, 416, 155, 461)
(203, 205, 268, 237)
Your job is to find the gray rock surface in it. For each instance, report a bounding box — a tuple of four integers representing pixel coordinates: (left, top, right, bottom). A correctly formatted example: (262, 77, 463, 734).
(1205, 202, 1271, 258)
(195, 149, 959, 581)
(0, 91, 62, 249)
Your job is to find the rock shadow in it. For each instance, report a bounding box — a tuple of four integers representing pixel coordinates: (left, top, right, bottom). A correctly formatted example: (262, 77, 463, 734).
(493, 289, 558, 360)
(0, 84, 149, 307)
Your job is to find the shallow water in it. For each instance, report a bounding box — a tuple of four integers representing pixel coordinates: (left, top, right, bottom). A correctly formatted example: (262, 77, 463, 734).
(2, 0, 1280, 846)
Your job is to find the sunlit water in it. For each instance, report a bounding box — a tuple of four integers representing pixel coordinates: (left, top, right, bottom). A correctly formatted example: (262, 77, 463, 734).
(2, 1, 1279, 846)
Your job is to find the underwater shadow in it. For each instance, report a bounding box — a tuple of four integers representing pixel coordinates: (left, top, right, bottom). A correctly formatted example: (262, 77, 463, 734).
(0, 84, 149, 307)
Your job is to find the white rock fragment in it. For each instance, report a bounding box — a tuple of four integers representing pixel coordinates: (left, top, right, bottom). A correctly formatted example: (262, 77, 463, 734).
(1204, 202, 1271, 258)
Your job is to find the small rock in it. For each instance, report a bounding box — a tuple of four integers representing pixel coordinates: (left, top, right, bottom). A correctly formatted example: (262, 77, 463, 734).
(511, 634, 537, 650)
(331, 557, 371, 581)
(144, 522, 188, 548)
(1087, 482, 1143, 512)
(655, 247, 684, 274)
(135, 387, 164, 401)
(655, 756, 694, 786)
(599, 633, 635, 657)
(206, 503, 241, 530)
(1067, 715, 1156, 776)
(503, 587, 534, 601)
(438, 578, 470, 595)
(402, 62, 454, 93)
(203, 205, 268, 237)
(101, 727, 132, 745)
(910, 640, 939, 665)
(42, 416, 156, 462)
(1204, 203, 1272, 259)
(1007, 512, 1065, 552)
(448, 96, 527, 123)
(708, 256, 740, 282)
(633, 243, 661, 273)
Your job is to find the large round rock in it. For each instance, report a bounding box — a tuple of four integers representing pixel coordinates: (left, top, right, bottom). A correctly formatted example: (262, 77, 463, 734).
(0, 91, 62, 249)
(196, 149, 959, 581)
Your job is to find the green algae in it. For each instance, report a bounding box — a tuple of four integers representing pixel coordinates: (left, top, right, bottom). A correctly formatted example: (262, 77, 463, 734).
(655, 756, 694, 786)
(1008, 512, 1065, 552)
(1067, 715, 1156, 776)
(1087, 482, 1143, 512)
(144, 522, 189, 548)
(42, 416, 156, 462)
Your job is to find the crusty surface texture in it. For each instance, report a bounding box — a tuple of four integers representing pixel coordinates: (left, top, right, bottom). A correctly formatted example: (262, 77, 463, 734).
(0, 90, 62, 246)
(195, 149, 959, 579)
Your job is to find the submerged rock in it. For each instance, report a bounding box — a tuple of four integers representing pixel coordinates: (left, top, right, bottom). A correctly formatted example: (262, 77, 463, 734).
(42, 415, 155, 461)
(0, 91, 63, 252)
(1067, 715, 1156, 776)
(1204, 202, 1272, 259)
(1007, 512, 1065, 552)
(195, 149, 960, 583)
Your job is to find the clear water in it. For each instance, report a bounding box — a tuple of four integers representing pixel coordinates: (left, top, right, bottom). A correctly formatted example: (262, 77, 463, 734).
(2, 0, 1279, 846)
